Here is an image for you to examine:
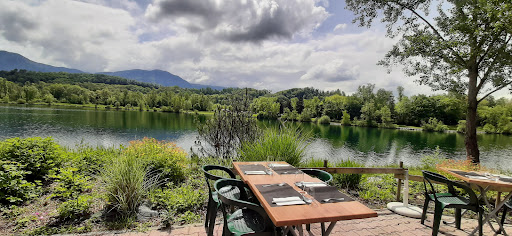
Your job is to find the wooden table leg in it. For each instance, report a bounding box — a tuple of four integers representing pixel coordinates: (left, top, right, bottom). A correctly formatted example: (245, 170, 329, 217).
(322, 221, 337, 236)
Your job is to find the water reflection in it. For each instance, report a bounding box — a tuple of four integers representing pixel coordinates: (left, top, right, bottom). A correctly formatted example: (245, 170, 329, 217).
(1, 104, 512, 170)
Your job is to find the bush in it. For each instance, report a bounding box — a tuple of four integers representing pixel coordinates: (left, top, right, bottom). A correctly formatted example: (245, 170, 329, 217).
(124, 138, 187, 183)
(50, 167, 92, 200)
(483, 123, 498, 134)
(101, 154, 160, 217)
(149, 184, 206, 214)
(341, 111, 351, 125)
(238, 125, 310, 166)
(456, 120, 466, 133)
(57, 195, 93, 220)
(0, 160, 41, 204)
(421, 118, 448, 132)
(333, 159, 363, 189)
(317, 115, 330, 124)
(0, 137, 64, 181)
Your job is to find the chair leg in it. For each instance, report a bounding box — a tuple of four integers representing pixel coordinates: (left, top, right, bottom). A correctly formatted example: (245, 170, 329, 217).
(421, 198, 429, 225)
(455, 208, 461, 229)
(478, 209, 483, 236)
(205, 199, 212, 229)
(208, 203, 217, 236)
(306, 224, 310, 231)
(432, 203, 444, 236)
(498, 206, 508, 234)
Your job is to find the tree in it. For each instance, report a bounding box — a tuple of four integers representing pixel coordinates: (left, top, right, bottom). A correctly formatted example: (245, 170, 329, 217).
(346, 0, 512, 163)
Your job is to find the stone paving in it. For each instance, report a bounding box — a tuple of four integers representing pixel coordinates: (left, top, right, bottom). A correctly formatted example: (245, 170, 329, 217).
(102, 209, 512, 235)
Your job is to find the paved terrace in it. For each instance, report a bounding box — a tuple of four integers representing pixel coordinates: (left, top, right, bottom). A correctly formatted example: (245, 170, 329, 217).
(96, 209, 512, 236)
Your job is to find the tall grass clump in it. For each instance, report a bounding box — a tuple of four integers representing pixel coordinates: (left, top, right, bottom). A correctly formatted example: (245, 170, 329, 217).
(101, 154, 160, 217)
(238, 125, 310, 166)
(124, 138, 187, 182)
(333, 159, 363, 189)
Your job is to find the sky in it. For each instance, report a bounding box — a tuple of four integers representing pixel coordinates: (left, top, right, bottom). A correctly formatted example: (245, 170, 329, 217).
(0, 0, 509, 98)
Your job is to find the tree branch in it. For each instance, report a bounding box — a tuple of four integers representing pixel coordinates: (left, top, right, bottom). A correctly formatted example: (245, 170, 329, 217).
(477, 81, 512, 104)
(395, 2, 467, 65)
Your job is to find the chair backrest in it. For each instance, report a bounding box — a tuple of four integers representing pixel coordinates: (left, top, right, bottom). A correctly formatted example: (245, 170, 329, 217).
(302, 169, 333, 183)
(422, 170, 479, 205)
(202, 165, 236, 194)
(214, 179, 273, 232)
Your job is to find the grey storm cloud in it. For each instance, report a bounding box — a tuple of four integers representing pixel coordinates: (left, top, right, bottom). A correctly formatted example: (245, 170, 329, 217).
(145, 0, 328, 42)
(0, 8, 39, 42)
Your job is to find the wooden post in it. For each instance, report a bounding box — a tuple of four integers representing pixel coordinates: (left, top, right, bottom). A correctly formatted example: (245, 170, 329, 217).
(396, 161, 403, 202)
(323, 160, 328, 169)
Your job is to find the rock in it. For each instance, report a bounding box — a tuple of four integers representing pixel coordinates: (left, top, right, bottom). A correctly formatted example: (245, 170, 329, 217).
(137, 203, 159, 221)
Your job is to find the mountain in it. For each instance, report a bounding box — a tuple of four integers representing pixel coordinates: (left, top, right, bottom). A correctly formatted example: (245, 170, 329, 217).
(0, 50, 224, 90)
(99, 69, 224, 90)
(0, 50, 83, 73)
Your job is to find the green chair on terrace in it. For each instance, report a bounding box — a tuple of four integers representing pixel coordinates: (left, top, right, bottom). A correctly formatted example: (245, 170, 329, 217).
(214, 178, 275, 236)
(202, 165, 237, 236)
(301, 169, 333, 183)
(422, 170, 483, 236)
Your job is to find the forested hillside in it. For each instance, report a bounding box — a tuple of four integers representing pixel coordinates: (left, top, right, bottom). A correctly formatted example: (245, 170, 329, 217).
(1, 70, 511, 134)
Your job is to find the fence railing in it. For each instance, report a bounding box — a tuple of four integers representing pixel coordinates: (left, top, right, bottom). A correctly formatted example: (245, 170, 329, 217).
(299, 160, 424, 201)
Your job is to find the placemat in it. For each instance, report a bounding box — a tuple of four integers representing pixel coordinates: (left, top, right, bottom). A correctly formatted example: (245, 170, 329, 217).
(500, 177, 512, 183)
(239, 164, 268, 172)
(451, 170, 485, 177)
(270, 166, 302, 175)
(255, 183, 303, 207)
(306, 186, 353, 204)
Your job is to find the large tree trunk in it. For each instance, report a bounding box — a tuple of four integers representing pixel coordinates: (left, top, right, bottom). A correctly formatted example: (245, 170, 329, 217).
(465, 70, 480, 163)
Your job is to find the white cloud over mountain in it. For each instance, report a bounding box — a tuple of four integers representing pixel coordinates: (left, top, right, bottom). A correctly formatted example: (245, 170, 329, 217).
(0, 0, 447, 97)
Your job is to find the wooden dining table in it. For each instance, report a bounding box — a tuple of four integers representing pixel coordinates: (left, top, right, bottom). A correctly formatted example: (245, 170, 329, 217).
(439, 167, 512, 236)
(233, 161, 377, 236)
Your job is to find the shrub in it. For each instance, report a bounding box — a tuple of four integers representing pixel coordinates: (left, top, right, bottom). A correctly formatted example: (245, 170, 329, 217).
(50, 167, 92, 200)
(0, 137, 64, 181)
(149, 184, 206, 214)
(297, 112, 312, 122)
(333, 159, 363, 189)
(238, 125, 310, 166)
(483, 124, 498, 134)
(421, 118, 448, 132)
(341, 111, 351, 125)
(124, 138, 187, 183)
(0, 160, 41, 204)
(57, 195, 94, 220)
(101, 154, 160, 217)
(456, 120, 466, 133)
(317, 115, 330, 124)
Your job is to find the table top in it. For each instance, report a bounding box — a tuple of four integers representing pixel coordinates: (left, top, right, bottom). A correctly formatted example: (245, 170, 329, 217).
(233, 161, 377, 227)
(439, 167, 512, 192)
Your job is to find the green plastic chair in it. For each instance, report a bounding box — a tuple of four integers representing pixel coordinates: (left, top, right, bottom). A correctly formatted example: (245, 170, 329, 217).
(301, 169, 333, 183)
(202, 165, 237, 236)
(214, 179, 275, 236)
(422, 170, 483, 236)
(498, 197, 512, 234)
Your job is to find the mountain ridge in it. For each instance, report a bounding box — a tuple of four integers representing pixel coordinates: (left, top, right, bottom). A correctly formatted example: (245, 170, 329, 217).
(0, 50, 223, 90)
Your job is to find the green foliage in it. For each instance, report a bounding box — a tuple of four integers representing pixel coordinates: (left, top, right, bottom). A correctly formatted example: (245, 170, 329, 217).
(101, 154, 160, 217)
(252, 97, 280, 120)
(420, 147, 445, 172)
(239, 125, 310, 166)
(333, 160, 363, 189)
(50, 167, 92, 200)
(359, 175, 396, 202)
(317, 115, 330, 124)
(483, 124, 498, 134)
(421, 118, 448, 132)
(341, 110, 351, 125)
(0, 137, 64, 181)
(149, 184, 206, 214)
(0, 160, 41, 204)
(457, 120, 466, 133)
(124, 138, 187, 182)
(57, 195, 94, 220)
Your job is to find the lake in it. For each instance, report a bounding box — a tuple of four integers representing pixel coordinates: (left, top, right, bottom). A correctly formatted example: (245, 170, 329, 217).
(1, 104, 512, 170)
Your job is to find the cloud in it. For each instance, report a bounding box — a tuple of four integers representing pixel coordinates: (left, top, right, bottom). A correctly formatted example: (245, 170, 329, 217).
(333, 23, 347, 32)
(300, 59, 358, 82)
(145, 0, 329, 42)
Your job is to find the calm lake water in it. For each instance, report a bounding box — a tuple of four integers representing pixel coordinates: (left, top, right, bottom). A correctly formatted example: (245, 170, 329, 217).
(1, 104, 512, 170)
